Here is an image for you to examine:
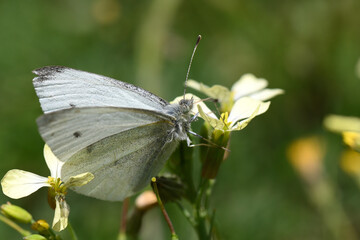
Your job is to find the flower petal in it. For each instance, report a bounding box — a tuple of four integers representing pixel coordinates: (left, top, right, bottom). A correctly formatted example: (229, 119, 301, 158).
(64, 172, 94, 188)
(187, 80, 231, 103)
(197, 104, 225, 130)
(1, 170, 49, 199)
(324, 115, 360, 133)
(249, 88, 284, 101)
(52, 196, 69, 232)
(231, 74, 268, 100)
(228, 97, 270, 124)
(44, 144, 63, 179)
(230, 105, 261, 131)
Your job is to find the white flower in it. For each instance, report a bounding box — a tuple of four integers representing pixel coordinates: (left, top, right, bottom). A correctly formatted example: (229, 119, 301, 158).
(197, 97, 270, 132)
(1, 145, 94, 231)
(172, 94, 270, 132)
(187, 73, 283, 112)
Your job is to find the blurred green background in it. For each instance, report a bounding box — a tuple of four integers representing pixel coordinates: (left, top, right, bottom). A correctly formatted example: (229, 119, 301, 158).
(1, 0, 360, 239)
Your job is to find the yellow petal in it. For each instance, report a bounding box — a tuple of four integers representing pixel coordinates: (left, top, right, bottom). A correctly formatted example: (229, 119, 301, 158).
(64, 172, 94, 188)
(44, 144, 63, 179)
(1, 170, 49, 199)
(52, 196, 69, 232)
(342, 132, 360, 151)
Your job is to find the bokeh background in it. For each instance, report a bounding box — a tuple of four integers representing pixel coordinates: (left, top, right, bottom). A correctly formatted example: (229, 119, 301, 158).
(1, 0, 360, 239)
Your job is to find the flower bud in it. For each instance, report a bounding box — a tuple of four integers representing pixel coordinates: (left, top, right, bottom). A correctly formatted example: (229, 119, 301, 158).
(23, 234, 47, 240)
(31, 219, 50, 233)
(135, 191, 157, 212)
(1, 203, 32, 224)
(201, 128, 230, 179)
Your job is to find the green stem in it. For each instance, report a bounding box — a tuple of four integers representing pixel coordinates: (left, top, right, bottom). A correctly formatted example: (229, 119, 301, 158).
(0, 214, 31, 236)
(67, 222, 78, 240)
(194, 178, 210, 240)
(48, 228, 60, 240)
(152, 177, 178, 240)
(176, 202, 196, 226)
(205, 180, 215, 210)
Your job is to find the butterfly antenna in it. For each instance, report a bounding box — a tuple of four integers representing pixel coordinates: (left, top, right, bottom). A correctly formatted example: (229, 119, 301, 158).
(184, 35, 202, 100)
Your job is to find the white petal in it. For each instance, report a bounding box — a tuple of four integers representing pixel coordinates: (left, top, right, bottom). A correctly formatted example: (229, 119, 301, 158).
(231, 74, 268, 100)
(248, 88, 284, 101)
(197, 104, 225, 130)
(186, 79, 203, 92)
(52, 196, 69, 232)
(228, 97, 270, 124)
(1, 170, 49, 199)
(44, 144, 63, 179)
(64, 172, 94, 188)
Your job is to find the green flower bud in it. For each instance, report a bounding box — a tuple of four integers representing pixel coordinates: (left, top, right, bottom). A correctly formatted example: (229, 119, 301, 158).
(201, 129, 230, 179)
(23, 234, 47, 240)
(1, 203, 33, 224)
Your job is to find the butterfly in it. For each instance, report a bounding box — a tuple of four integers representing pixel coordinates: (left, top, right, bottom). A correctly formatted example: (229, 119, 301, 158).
(32, 65, 197, 201)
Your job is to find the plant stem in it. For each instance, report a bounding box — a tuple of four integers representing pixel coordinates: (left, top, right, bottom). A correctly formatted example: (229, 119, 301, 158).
(152, 177, 178, 240)
(118, 197, 130, 240)
(194, 178, 210, 240)
(67, 222, 78, 240)
(0, 214, 31, 236)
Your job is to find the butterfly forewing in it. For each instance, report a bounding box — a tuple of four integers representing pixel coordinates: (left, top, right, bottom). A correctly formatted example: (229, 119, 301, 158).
(33, 66, 168, 114)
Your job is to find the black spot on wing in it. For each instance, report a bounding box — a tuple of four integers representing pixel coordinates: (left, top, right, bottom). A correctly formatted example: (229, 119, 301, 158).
(69, 103, 76, 108)
(73, 131, 82, 138)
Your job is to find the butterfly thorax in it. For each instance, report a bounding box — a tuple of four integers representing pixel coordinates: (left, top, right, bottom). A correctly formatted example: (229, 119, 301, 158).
(164, 98, 193, 142)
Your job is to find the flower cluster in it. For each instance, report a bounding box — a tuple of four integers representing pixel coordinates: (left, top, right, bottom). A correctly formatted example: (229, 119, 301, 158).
(1, 145, 94, 232)
(173, 74, 283, 178)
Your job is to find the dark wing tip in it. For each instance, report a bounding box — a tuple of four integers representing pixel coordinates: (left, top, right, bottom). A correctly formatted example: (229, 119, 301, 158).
(32, 65, 67, 75)
(32, 66, 67, 83)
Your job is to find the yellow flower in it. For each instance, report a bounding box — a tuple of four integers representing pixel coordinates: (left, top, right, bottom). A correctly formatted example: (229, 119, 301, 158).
(1, 145, 94, 231)
(287, 136, 325, 184)
(341, 150, 360, 176)
(187, 73, 283, 112)
(324, 115, 360, 151)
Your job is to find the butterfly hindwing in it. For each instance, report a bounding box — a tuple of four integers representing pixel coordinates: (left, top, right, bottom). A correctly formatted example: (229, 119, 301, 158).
(37, 107, 173, 161)
(61, 120, 178, 201)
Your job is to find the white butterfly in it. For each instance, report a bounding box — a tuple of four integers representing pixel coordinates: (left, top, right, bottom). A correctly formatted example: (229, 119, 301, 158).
(33, 66, 194, 201)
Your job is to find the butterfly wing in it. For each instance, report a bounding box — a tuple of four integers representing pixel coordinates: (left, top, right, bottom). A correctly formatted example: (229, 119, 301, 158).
(33, 66, 168, 114)
(37, 107, 173, 161)
(62, 120, 178, 201)
(33, 67, 181, 200)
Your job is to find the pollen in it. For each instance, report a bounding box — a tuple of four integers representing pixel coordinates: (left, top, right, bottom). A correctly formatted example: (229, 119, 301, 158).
(47, 177, 67, 195)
